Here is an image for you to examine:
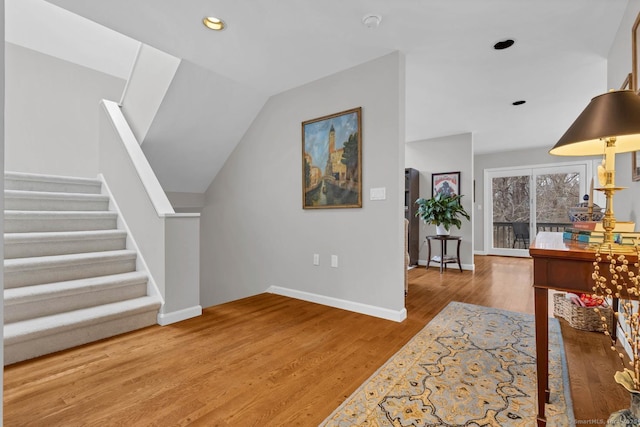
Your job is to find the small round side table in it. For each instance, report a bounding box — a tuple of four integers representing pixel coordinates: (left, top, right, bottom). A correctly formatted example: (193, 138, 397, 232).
(425, 235, 462, 273)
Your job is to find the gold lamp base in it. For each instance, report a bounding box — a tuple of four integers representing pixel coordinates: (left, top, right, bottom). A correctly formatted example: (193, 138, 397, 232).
(590, 241, 639, 255)
(591, 185, 636, 253)
(597, 185, 625, 240)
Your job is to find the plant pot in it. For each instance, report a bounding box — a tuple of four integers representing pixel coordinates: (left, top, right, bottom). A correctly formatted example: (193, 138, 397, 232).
(608, 391, 640, 426)
(436, 224, 450, 236)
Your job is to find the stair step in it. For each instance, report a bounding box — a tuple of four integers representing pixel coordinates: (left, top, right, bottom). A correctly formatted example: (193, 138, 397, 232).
(5, 189, 110, 211)
(5, 171, 102, 194)
(5, 271, 149, 323)
(4, 250, 137, 288)
(5, 210, 118, 233)
(4, 296, 161, 365)
(3, 171, 162, 365)
(4, 230, 128, 259)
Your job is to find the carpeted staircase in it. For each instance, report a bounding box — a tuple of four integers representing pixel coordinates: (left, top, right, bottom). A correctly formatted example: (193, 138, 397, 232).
(4, 171, 162, 365)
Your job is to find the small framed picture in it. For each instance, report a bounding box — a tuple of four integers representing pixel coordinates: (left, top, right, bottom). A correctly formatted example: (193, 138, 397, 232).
(633, 151, 640, 182)
(432, 171, 460, 197)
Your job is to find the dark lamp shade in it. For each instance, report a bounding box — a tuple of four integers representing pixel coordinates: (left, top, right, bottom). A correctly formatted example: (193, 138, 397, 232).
(550, 90, 640, 156)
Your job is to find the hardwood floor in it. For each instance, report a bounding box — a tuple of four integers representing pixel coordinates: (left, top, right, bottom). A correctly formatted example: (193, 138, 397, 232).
(4, 255, 628, 426)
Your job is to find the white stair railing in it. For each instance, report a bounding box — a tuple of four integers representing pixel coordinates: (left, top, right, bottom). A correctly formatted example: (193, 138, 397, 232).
(99, 99, 201, 325)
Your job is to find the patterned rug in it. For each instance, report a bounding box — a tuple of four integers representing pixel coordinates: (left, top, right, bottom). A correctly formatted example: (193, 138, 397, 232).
(320, 302, 574, 426)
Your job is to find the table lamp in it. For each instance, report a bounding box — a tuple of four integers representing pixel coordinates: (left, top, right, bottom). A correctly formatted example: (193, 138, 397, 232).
(550, 90, 640, 248)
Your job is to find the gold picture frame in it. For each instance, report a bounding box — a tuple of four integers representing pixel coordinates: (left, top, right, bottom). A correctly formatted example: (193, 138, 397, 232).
(632, 12, 640, 92)
(624, 73, 640, 180)
(631, 13, 640, 181)
(302, 107, 362, 209)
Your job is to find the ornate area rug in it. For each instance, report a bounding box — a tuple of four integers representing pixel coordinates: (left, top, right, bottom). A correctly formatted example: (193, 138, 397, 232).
(320, 302, 574, 426)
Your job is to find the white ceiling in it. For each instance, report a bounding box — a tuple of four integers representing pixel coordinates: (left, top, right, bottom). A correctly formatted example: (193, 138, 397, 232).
(6, 0, 139, 79)
(8, 0, 631, 190)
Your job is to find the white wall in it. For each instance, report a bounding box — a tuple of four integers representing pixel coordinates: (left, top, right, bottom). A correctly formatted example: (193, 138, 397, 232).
(1, 0, 6, 417)
(164, 215, 200, 317)
(607, 0, 640, 228)
(5, 42, 124, 177)
(201, 52, 407, 321)
(608, 0, 640, 92)
(405, 133, 474, 269)
(141, 60, 268, 194)
(120, 43, 180, 143)
(165, 191, 205, 213)
(605, 0, 640, 361)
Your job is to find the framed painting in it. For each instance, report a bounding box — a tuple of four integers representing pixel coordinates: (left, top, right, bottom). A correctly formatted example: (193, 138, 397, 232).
(302, 107, 362, 209)
(624, 73, 640, 181)
(633, 12, 640, 91)
(432, 171, 460, 197)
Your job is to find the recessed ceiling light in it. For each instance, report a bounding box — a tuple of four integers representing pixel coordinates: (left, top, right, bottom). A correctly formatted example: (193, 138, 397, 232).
(512, 100, 526, 106)
(494, 39, 515, 50)
(203, 16, 225, 31)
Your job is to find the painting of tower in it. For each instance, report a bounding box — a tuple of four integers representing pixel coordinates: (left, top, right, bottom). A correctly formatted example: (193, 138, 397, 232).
(325, 125, 347, 180)
(302, 107, 362, 209)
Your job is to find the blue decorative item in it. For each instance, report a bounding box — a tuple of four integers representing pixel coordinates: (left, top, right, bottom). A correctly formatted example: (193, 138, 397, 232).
(568, 194, 604, 222)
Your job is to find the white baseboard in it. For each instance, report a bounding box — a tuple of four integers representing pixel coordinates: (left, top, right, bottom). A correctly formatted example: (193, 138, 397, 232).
(157, 305, 202, 326)
(416, 259, 475, 271)
(267, 286, 407, 323)
(474, 250, 488, 255)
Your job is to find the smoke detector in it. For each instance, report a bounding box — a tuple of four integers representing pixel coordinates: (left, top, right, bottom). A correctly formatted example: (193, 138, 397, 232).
(362, 15, 382, 29)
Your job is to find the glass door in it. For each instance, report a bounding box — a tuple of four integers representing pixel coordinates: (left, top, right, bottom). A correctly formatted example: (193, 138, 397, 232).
(534, 166, 583, 235)
(488, 168, 531, 257)
(486, 162, 587, 257)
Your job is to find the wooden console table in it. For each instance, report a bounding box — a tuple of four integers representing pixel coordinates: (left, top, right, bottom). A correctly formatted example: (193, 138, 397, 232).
(529, 232, 624, 427)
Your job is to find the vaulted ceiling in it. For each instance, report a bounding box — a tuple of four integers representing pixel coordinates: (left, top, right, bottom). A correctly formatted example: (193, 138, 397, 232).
(10, 0, 631, 192)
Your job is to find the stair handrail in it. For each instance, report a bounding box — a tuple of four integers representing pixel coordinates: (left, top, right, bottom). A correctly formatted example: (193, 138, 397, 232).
(100, 99, 174, 216)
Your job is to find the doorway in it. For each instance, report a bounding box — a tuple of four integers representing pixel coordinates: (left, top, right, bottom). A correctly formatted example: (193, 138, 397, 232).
(484, 162, 589, 257)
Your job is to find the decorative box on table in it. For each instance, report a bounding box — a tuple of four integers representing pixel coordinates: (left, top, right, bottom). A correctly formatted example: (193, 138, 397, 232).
(553, 292, 613, 332)
(568, 195, 604, 222)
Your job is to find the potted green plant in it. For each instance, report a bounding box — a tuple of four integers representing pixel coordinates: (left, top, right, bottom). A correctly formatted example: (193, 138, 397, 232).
(415, 193, 470, 235)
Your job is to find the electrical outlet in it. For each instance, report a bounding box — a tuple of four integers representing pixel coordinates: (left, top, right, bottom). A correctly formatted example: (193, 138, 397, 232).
(331, 255, 338, 268)
(313, 254, 320, 266)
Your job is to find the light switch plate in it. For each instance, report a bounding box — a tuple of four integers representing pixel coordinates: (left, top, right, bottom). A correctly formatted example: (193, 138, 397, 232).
(370, 187, 386, 200)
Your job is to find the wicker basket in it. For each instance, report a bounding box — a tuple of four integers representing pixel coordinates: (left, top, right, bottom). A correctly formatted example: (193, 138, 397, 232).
(553, 293, 613, 332)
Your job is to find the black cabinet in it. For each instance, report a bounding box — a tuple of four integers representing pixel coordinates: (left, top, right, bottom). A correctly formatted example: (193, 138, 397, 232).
(405, 168, 419, 265)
